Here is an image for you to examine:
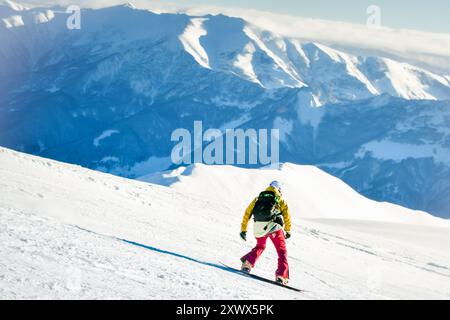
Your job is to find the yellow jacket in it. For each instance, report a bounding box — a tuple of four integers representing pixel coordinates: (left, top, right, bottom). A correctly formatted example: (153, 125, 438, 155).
(241, 186, 291, 233)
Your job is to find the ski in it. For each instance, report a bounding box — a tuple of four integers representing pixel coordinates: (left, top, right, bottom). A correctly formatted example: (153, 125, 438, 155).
(219, 262, 304, 293)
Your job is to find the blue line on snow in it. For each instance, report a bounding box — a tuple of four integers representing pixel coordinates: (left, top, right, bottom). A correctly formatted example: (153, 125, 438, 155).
(121, 239, 230, 272)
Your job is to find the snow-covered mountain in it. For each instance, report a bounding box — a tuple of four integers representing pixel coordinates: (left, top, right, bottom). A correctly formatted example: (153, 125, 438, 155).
(1, 2, 450, 99)
(1, 147, 450, 299)
(1, 2, 450, 217)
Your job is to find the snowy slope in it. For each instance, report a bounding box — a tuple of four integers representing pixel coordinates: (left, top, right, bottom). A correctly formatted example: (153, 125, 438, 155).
(1, 147, 450, 299)
(139, 163, 443, 226)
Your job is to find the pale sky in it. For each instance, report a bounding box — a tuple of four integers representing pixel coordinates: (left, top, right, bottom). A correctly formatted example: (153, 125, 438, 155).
(18, 0, 450, 34)
(169, 0, 450, 34)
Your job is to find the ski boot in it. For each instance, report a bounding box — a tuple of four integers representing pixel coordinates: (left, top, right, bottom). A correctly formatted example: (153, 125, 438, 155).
(275, 276, 289, 285)
(240, 260, 253, 274)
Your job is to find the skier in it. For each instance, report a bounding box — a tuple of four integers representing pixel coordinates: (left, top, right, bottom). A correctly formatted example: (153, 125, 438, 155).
(239, 180, 291, 285)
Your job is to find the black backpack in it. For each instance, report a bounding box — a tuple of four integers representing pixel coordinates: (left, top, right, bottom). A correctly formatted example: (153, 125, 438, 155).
(252, 191, 281, 222)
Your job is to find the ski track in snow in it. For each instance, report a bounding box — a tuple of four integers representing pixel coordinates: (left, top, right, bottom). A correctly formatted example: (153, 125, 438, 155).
(1, 147, 450, 299)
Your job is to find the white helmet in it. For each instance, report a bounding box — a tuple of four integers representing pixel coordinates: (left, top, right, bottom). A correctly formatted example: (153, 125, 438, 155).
(270, 180, 283, 193)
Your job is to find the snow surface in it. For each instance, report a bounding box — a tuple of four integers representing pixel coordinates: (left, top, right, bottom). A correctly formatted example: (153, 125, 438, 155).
(2, 14, 23, 27)
(2, 0, 26, 11)
(93, 130, 119, 147)
(380, 58, 449, 100)
(357, 140, 450, 164)
(1, 147, 450, 299)
(233, 42, 261, 85)
(179, 17, 211, 70)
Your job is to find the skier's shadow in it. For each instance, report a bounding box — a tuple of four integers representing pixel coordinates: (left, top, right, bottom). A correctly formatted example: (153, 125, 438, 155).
(72, 225, 235, 275)
(122, 239, 232, 272)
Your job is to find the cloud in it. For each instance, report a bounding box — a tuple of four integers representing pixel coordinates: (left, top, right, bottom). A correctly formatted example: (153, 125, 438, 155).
(11, 0, 450, 73)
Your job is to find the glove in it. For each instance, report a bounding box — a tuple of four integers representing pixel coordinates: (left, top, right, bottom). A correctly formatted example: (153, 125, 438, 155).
(285, 231, 291, 239)
(240, 231, 247, 241)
